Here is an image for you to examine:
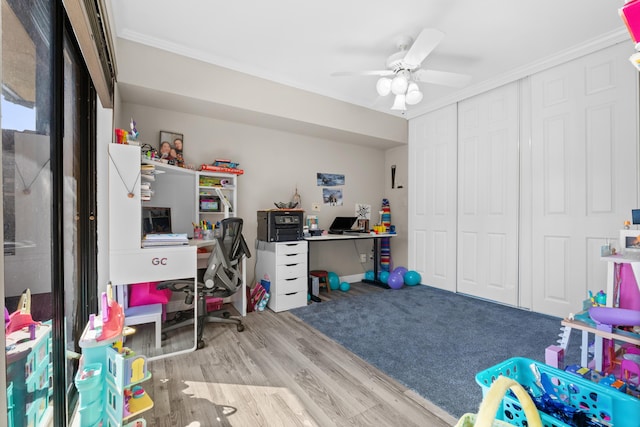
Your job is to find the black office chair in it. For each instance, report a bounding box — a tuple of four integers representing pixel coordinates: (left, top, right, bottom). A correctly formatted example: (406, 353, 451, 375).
(158, 217, 251, 349)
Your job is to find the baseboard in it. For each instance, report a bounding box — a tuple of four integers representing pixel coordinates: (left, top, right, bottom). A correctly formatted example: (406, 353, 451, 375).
(340, 273, 364, 283)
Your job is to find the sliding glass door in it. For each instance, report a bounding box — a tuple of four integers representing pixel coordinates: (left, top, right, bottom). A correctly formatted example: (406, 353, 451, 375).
(2, 0, 97, 425)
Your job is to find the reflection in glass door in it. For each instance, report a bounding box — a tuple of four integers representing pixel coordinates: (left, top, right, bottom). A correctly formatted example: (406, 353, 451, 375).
(2, 1, 96, 425)
(3, 0, 55, 425)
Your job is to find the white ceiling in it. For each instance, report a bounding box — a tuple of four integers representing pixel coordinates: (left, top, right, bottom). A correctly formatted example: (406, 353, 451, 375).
(108, 0, 631, 120)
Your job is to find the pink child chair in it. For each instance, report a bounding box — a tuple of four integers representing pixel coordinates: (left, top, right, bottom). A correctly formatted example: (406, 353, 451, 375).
(621, 359, 640, 387)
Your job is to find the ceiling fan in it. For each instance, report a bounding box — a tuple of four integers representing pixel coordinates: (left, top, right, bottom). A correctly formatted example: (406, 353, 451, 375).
(333, 29, 471, 111)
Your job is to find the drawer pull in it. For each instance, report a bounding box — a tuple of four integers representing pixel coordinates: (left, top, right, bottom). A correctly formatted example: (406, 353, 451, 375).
(285, 263, 298, 267)
(285, 277, 298, 281)
(285, 292, 298, 296)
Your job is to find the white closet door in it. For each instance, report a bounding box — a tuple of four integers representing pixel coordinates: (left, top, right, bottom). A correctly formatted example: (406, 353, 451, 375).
(530, 43, 638, 318)
(408, 104, 457, 292)
(457, 82, 520, 305)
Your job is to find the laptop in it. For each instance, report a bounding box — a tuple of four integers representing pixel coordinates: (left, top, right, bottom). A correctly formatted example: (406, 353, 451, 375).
(141, 206, 173, 237)
(328, 216, 357, 234)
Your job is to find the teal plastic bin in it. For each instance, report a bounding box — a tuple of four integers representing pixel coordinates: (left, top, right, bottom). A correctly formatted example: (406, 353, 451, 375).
(475, 357, 640, 427)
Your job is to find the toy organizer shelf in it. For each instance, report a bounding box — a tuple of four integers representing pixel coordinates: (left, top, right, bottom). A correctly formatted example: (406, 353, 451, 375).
(5, 321, 53, 427)
(76, 291, 152, 427)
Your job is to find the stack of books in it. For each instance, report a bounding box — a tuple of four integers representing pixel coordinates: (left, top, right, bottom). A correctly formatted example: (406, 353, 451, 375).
(141, 233, 189, 248)
(200, 162, 244, 175)
(141, 164, 156, 201)
(140, 182, 152, 201)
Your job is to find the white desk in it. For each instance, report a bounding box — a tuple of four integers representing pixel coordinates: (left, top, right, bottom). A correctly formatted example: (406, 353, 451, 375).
(110, 245, 197, 361)
(305, 232, 395, 287)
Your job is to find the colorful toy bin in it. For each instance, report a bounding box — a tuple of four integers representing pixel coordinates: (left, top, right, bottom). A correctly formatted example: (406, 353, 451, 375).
(475, 357, 640, 427)
(75, 362, 104, 426)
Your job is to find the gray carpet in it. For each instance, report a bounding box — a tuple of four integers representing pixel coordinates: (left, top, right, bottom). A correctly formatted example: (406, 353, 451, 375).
(290, 284, 582, 419)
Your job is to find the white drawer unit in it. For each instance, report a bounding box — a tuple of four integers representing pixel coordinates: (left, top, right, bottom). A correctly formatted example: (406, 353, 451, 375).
(255, 240, 308, 312)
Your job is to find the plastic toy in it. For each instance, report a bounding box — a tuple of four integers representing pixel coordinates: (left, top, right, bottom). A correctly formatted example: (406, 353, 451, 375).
(339, 282, 350, 292)
(380, 198, 392, 271)
(387, 272, 404, 289)
(588, 290, 607, 306)
(619, 263, 640, 310)
(129, 118, 139, 141)
(128, 282, 172, 307)
(97, 290, 125, 342)
(621, 359, 640, 387)
(620, 0, 640, 44)
(588, 306, 640, 326)
(6, 288, 40, 334)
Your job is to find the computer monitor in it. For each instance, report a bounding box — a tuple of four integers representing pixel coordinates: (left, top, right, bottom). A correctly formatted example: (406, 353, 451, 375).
(142, 206, 172, 235)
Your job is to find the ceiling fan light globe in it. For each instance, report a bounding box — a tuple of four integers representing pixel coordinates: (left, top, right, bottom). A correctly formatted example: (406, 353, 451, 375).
(391, 94, 407, 111)
(391, 75, 408, 95)
(407, 82, 420, 93)
(376, 77, 392, 96)
(406, 90, 423, 105)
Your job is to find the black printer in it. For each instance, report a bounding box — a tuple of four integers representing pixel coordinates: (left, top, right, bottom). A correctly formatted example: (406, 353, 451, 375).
(257, 210, 304, 242)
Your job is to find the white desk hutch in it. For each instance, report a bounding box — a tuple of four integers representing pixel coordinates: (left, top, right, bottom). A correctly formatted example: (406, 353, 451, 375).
(108, 143, 246, 360)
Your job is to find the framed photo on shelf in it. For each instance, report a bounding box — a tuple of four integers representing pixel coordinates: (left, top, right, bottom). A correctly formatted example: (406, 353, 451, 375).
(159, 130, 184, 166)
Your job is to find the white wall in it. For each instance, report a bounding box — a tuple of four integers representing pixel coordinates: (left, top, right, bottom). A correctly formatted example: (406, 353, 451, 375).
(116, 38, 407, 148)
(384, 146, 409, 270)
(116, 102, 403, 282)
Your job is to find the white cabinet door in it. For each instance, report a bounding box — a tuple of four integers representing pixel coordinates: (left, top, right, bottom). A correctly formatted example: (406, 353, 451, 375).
(408, 104, 457, 292)
(457, 82, 520, 305)
(530, 43, 638, 317)
(109, 144, 142, 251)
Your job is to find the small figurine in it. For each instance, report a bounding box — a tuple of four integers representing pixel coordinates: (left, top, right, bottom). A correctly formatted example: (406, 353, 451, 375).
(589, 290, 607, 307)
(129, 118, 139, 141)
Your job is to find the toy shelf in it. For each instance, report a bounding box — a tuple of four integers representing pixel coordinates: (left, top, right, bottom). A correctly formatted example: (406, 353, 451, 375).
(123, 392, 153, 422)
(74, 287, 154, 427)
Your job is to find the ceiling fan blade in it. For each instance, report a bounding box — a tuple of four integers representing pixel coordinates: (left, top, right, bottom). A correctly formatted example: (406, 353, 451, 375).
(331, 70, 394, 77)
(402, 29, 445, 68)
(413, 69, 472, 88)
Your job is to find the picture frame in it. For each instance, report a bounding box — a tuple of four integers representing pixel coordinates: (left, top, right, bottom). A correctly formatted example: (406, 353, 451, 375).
(159, 131, 184, 166)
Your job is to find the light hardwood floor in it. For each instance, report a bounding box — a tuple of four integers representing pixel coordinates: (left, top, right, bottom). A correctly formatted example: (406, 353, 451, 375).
(142, 283, 457, 426)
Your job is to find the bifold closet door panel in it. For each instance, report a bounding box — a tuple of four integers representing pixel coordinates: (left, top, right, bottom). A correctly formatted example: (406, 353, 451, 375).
(408, 104, 457, 292)
(530, 42, 638, 318)
(456, 82, 520, 306)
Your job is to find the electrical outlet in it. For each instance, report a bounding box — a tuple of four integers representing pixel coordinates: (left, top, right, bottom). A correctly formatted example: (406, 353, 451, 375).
(312, 203, 321, 212)
(360, 253, 367, 263)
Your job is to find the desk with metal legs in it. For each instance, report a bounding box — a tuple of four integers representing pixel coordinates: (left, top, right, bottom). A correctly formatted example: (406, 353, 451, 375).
(304, 233, 395, 288)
